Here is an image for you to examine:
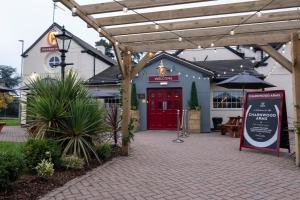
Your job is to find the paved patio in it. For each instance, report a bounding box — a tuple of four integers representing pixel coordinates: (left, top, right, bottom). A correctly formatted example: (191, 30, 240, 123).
(40, 131, 300, 200)
(0, 126, 27, 142)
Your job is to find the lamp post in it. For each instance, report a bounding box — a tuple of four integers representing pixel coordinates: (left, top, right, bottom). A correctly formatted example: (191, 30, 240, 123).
(54, 26, 73, 80)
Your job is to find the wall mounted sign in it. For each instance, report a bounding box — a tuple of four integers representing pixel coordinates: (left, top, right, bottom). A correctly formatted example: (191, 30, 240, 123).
(148, 75, 179, 82)
(240, 90, 290, 156)
(40, 32, 58, 52)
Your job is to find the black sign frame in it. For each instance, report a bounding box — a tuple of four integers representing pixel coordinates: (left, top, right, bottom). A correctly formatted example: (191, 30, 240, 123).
(239, 90, 290, 156)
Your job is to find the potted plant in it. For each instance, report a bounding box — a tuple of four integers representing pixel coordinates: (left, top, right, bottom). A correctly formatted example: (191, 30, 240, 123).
(188, 82, 201, 133)
(130, 83, 140, 132)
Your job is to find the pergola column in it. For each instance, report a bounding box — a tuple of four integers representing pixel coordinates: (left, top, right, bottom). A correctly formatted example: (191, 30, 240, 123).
(121, 49, 132, 156)
(291, 32, 300, 167)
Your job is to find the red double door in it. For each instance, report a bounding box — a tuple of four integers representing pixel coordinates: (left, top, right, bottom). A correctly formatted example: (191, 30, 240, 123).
(147, 88, 182, 130)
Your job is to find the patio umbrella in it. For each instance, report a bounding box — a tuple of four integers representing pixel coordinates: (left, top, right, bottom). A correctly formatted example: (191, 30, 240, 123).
(216, 72, 275, 91)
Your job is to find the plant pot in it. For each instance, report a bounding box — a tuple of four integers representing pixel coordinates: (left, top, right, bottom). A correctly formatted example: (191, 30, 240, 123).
(130, 110, 140, 132)
(188, 110, 201, 133)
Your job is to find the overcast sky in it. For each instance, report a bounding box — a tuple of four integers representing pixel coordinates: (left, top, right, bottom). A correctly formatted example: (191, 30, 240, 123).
(0, 0, 99, 75)
(0, 0, 255, 76)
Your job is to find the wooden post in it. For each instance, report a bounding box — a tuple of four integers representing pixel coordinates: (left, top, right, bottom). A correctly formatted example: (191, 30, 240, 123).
(291, 32, 300, 167)
(121, 49, 132, 156)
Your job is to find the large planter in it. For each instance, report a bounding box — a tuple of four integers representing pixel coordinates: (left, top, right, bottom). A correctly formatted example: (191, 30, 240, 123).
(130, 110, 140, 132)
(188, 110, 201, 133)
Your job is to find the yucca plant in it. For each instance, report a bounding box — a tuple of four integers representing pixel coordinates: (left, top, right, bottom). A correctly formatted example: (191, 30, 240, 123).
(26, 72, 107, 163)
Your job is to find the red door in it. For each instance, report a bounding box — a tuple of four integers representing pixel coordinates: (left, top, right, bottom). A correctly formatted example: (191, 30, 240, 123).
(147, 88, 182, 130)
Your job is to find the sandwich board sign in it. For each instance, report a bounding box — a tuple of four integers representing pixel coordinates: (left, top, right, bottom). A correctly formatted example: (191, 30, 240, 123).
(240, 90, 290, 156)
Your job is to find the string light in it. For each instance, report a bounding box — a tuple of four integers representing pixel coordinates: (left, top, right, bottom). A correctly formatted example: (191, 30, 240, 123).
(178, 37, 183, 42)
(240, 64, 243, 68)
(230, 30, 235, 35)
(115, 41, 119, 46)
(211, 43, 215, 47)
(71, 7, 77, 14)
(123, 7, 128, 13)
(231, 68, 234, 72)
(155, 24, 159, 30)
(256, 11, 262, 17)
(97, 27, 102, 33)
(193, 76, 195, 79)
(250, 46, 253, 50)
(198, 45, 201, 49)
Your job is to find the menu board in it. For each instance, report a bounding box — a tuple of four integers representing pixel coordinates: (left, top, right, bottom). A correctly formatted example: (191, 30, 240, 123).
(240, 90, 290, 155)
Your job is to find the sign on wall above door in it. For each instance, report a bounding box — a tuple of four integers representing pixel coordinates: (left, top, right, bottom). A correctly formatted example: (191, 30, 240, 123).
(40, 32, 59, 53)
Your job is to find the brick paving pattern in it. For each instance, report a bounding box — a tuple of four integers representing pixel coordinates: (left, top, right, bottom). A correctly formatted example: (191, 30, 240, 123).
(40, 131, 300, 200)
(0, 126, 27, 142)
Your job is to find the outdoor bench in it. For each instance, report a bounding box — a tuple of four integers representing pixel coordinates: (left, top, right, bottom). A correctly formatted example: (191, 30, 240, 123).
(218, 116, 242, 138)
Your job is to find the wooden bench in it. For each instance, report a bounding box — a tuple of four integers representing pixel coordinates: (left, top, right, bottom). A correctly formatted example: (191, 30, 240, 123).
(219, 117, 242, 138)
(0, 122, 6, 133)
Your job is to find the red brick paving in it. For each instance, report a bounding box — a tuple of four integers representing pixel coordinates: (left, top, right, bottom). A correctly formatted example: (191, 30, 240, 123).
(40, 131, 300, 200)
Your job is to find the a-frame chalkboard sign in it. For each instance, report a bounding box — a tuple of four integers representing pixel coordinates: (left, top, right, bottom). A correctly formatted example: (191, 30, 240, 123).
(240, 90, 290, 156)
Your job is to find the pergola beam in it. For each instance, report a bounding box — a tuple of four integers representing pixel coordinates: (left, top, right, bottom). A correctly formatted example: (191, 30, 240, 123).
(94, 0, 300, 26)
(107, 10, 300, 36)
(115, 20, 300, 43)
(81, 0, 213, 15)
(259, 45, 292, 72)
(127, 31, 299, 52)
(130, 52, 157, 79)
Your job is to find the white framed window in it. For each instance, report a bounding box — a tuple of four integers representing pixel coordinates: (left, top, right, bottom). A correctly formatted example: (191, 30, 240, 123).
(48, 56, 60, 69)
(213, 91, 243, 109)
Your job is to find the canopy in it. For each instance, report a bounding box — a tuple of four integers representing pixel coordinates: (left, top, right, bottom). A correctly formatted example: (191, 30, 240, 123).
(216, 72, 275, 89)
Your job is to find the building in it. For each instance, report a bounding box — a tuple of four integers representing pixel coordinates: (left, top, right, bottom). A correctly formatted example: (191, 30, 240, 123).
(20, 23, 116, 125)
(90, 52, 264, 131)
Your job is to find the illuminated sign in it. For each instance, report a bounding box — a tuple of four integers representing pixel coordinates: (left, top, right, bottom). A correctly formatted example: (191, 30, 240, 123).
(149, 75, 179, 82)
(47, 31, 57, 46)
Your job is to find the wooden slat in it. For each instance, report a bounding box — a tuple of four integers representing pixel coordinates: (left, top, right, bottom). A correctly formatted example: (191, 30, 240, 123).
(259, 45, 292, 72)
(116, 20, 300, 43)
(81, 0, 212, 15)
(128, 30, 299, 52)
(130, 52, 157, 79)
(94, 0, 300, 26)
(107, 10, 300, 36)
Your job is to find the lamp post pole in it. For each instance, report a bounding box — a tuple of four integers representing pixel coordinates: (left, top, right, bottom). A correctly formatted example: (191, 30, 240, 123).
(55, 26, 73, 80)
(18, 40, 24, 122)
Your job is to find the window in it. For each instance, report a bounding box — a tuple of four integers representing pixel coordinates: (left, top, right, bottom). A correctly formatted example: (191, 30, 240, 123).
(48, 56, 60, 69)
(213, 91, 243, 108)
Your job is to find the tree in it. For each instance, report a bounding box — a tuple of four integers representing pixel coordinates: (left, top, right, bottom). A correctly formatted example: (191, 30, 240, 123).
(95, 38, 142, 64)
(189, 81, 199, 110)
(0, 65, 21, 88)
(131, 83, 138, 110)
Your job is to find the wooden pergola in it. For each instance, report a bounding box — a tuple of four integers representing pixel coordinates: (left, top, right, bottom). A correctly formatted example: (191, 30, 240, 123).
(55, 0, 300, 166)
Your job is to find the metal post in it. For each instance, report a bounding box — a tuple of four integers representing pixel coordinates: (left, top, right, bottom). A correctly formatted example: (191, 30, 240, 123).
(60, 51, 66, 80)
(180, 110, 189, 138)
(173, 109, 184, 143)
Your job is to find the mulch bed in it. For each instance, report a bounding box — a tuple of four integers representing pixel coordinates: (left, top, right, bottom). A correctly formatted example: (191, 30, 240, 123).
(0, 146, 122, 200)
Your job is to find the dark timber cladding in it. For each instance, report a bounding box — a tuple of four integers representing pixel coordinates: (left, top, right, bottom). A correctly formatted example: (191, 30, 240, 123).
(56, 0, 300, 165)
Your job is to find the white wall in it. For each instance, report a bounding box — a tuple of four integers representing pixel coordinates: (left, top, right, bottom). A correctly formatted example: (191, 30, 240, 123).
(22, 28, 110, 85)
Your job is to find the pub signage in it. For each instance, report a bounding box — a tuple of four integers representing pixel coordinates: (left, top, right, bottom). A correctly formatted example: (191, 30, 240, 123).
(40, 31, 59, 53)
(148, 75, 179, 82)
(240, 90, 290, 156)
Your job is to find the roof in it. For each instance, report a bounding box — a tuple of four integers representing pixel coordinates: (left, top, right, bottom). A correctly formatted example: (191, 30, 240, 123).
(194, 59, 264, 80)
(86, 65, 121, 85)
(147, 52, 215, 76)
(87, 53, 264, 85)
(22, 23, 116, 66)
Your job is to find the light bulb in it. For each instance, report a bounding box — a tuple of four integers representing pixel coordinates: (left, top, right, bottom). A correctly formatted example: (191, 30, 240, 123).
(178, 37, 183, 42)
(155, 24, 159, 30)
(256, 11, 262, 17)
(123, 7, 128, 13)
(211, 43, 215, 47)
(230, 30, 235, 35)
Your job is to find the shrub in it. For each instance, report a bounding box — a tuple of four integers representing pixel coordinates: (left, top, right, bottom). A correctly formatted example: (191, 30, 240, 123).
(131, 83, 138, 110)
(62, 155, 85, 170)
(35, 159, 54, 179)
(0, 152, 25, 190)
(23, 139, 61, 170)
(96, 143, 112, 160)
(26, 72, 107, 164)
(188, 81, 200, 110)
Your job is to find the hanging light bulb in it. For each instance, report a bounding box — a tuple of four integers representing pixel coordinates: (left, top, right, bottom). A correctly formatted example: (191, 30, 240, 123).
(193, 76, 195, 79)
(224, 71, 227, 74)
(97, 27, 102, 33)
(123, 7, 128, 13)
(115, 41, 119, 46)
(230, 30, 235, 35)
(217, 74, 220, 77)
(185, 74, 189, 77)
(198, 45, 202, 49)
(283, 44, 286, 48)
(256, 11, 262, 17)
(178, 37, 183, 42)
(178, 72, 181, 75)
(71, 7, 77, 14)
(240, 64, 243, 68)
(250, 46, 253, 50)
(211, 43, 215, 47)
(155, 24, 159, 30)
(231, 68, 234, 72)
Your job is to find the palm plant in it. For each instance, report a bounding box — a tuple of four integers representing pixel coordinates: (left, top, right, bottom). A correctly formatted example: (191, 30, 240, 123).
(26, 72, 107, 163)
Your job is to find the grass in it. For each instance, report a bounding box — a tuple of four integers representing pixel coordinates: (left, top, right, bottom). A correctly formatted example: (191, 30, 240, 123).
(0, 141, 24, 155)
(0, 118, 20, 126)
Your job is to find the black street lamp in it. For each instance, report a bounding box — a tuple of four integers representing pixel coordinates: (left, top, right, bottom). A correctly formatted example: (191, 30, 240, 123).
(54, 26, 73, 80)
